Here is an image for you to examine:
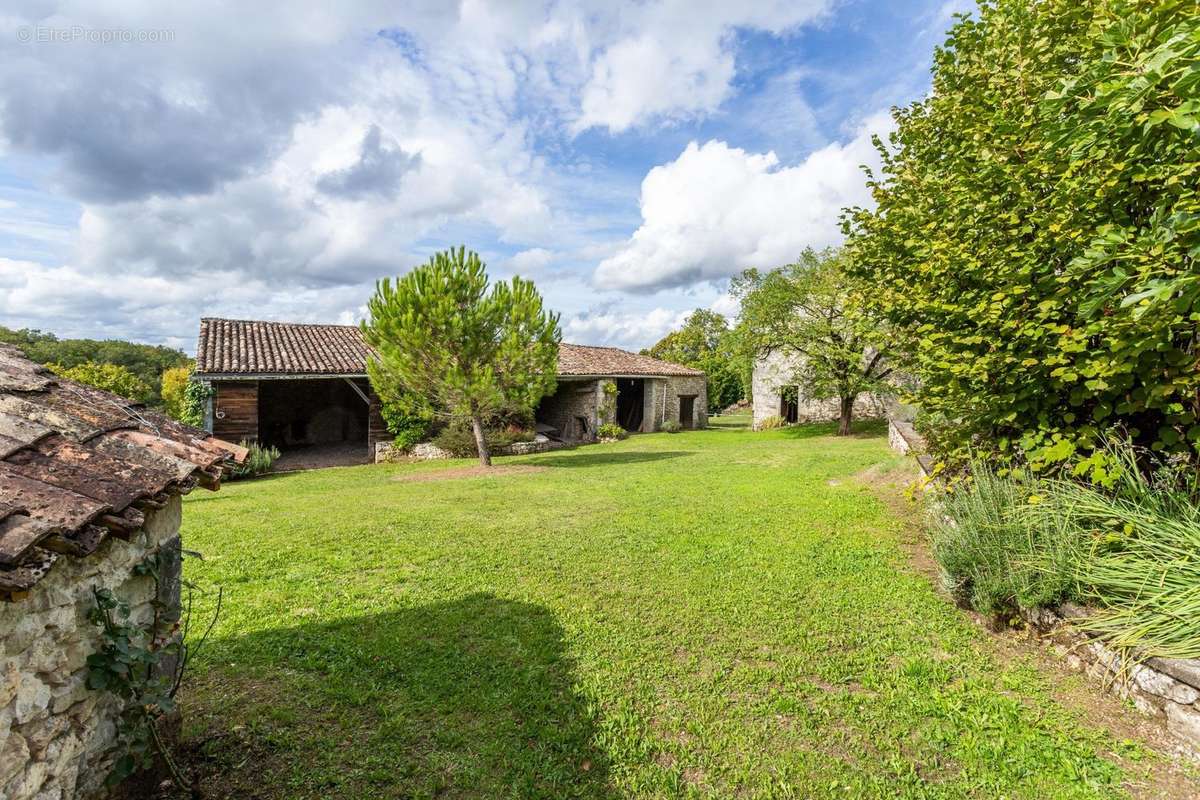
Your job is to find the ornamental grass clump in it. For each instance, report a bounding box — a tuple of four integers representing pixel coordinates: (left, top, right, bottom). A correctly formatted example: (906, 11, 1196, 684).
(757, 415, 785, 431)
(1033, 442, 1200, 660)
(931, 464, 1079, 617)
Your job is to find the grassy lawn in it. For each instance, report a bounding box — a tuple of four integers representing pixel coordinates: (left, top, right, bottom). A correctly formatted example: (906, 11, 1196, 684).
(180, 415, 1152, 799)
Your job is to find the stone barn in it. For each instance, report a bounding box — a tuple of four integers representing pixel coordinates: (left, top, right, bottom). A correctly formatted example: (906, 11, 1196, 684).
(0, 343, 243, 799)
(751, 349, 889, 429)
(195, 318, 705, 459)
(548, 343, 707, 439)
(195, 319, 390, 467)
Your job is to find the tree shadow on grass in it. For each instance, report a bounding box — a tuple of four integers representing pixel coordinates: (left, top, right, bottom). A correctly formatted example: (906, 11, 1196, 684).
(186, 594, 614, 799)
(524, 450, 692, 468)
(776, 419, 887, 440)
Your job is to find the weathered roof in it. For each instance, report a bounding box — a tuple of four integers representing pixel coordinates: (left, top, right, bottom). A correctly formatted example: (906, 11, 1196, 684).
(556, 343, 702, 377)
(196, 318, 372, 376)
(195, 318, 702, 378)
(0, 344, 246, 602)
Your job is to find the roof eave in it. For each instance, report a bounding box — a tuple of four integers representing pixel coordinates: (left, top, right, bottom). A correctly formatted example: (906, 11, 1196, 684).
(557, 372, 701, 379)
(194, 372, 369, 381)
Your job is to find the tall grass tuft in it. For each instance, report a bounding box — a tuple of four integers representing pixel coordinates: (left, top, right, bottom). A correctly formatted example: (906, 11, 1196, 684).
(231, 441, 280, 479)
(757, 415, 785, 430)
(930, 464, 1078, 616)
(1033, 441, 1200, 660)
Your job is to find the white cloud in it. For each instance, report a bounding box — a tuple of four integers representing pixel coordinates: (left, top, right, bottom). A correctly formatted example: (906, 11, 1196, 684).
(573, 0, 830, 133)
(563, 306, 690, 350)
(0, 0, 934, 350)
(0, 256, 374, 346)
(594, 111, 894, 290)
(709, 292, 740, 320)
(505, 247, 558, 275)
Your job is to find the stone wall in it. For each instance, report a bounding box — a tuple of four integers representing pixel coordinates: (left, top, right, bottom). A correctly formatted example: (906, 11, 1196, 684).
(376, 438, 569, 462)
(643, 379, 664, 432)
(751, 350, 888, 429)
(536, 379, 600, 441)
(1024, 604, 1200, 754)
(663, 375, 708, 429)
(0, 498, 183, 800)
(888, 419, 923, 455)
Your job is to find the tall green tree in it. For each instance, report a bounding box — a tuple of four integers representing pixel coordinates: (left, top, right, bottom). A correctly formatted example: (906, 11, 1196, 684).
(644, 310, 727, 366)
(643, 310, 746, 413)
(733, 248, 892, 435)
(0, 326, 188, 405)
(48, 361, 153, 403)
(362, 247, 561, 466)
(843, 0, 1200, 477)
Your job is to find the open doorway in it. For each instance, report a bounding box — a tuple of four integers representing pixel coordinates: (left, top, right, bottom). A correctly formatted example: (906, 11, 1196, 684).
(257, 378, 370, 466)
(679, 395, 696, 429)
(616, 378, 644, 432)
(779, 385, 799, 424)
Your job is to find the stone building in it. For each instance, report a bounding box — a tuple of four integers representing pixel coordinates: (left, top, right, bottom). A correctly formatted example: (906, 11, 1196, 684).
(751, 349, 889, 429)
(194, 319, 706, 460)
(549, 344, 707, 438)
(0, 344, 243, 799)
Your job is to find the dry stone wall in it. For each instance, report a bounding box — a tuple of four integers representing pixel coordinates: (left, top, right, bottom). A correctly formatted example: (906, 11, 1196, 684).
(0, 497, 183, 800)
(1024, 604, 1200, 754)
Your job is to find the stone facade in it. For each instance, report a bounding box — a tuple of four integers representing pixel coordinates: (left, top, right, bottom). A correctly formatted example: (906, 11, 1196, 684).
(751, 349, 888, 429)
(1024, 604, 1200, 754)
(660, 375, 707, 430)
(538, 379, 604, 441)
(372, 373, 707, 463)
(0, 497, 183, 800)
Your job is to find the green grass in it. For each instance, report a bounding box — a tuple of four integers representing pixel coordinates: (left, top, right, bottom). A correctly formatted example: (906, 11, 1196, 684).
(180, 416, 1143, 799)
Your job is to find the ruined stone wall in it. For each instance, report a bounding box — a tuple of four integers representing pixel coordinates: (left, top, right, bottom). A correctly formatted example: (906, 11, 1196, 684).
(751, 350, 889, 429)
(0, 498, 183, 800)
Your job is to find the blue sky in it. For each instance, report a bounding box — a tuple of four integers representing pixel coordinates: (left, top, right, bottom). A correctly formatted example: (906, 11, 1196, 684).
(0, 0, 972, 353)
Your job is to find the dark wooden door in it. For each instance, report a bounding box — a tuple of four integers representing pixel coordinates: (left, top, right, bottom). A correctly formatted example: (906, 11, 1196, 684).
(679, 395, 695, 429)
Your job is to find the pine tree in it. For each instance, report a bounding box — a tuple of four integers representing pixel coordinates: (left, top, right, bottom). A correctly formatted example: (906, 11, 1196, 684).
(362, 247, 561, 466)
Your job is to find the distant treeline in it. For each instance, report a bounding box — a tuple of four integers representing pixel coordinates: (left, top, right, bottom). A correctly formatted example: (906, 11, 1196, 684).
(0, 325, 189, 405)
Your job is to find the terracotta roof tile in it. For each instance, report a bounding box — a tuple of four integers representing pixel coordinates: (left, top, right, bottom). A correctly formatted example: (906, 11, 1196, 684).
(196, 318, 372, 375)
(555, 343, 702, 377)
(0, 344, 245, 601)
(195, 318, 702, 378)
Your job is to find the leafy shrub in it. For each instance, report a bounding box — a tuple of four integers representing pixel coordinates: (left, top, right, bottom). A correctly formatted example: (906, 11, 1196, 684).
(757, 415, 785, 431)
(231, 441, 280, 479)
(432, 421, 534, 457)
(181, 379, 212, 428)
(160, 366, 191, 420)
(596, 422, 626, 440)
(49, 361, 153, 403)
(161, 366, 208, 427)
(380, 404, 430, 452)
(660, 420, 682, 434)
(931, 464, 1079, 617)
(935, 439, 1200, 659)
(844, 0, 1200, 477)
